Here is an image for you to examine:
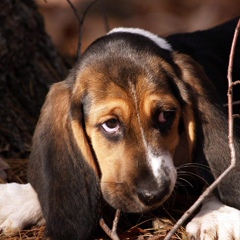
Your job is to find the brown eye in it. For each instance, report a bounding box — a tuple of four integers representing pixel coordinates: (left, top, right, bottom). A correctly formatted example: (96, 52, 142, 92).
(153, 108, 176, 133)
(101, 118, 120, 134)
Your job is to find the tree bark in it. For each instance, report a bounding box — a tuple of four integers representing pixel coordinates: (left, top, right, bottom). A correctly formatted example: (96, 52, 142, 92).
(0, 0, 69, 157)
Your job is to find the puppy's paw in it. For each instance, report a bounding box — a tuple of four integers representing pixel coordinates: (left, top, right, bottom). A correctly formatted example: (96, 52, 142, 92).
(186, 196, 240, 240)
(0, 183, 45, 236)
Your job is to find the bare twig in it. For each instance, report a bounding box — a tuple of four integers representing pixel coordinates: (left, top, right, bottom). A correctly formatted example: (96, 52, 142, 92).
(112, 209, 121, 232)
(79, 0, 100, 56)
(100, 0, 110, 32)
(164, 18, 240, 240)
(99, 209, 121, 240)
(230, 80, 240, 86)
(66, 0, 100, 58)
(66, 0, 82, 57)
(66, 0, 110, 58)
(233, 114, 240, 119)
(223, 100, 240, 107)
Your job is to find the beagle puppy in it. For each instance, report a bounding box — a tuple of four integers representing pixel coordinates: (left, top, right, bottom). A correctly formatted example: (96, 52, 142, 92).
(0, 19, 240, 240)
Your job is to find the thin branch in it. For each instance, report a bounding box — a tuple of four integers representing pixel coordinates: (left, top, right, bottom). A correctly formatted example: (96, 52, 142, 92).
(66, 0, 82, 58)
(66, 0, 100, 58)
(79, 0, 100, 58)
(99, 209, 121, 240)
(100, 0, 110, 32)
(226, 17, 240, 167)
(112, 209, 121, 232)
(67, 0, 110, 57)
(233, 114, 240, 119)
(223, 100, 240, 107)
(231, 80, 240, 86)
(148, 234, 164, 240)
(164, 18, 240, 240)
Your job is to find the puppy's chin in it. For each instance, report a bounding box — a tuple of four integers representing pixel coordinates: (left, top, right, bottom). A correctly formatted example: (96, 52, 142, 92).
(101, 183, 173, 213)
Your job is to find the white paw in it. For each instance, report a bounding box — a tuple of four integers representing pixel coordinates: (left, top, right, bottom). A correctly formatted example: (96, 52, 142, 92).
(186, 195, 240, 240)
(0, 183, 45, 236)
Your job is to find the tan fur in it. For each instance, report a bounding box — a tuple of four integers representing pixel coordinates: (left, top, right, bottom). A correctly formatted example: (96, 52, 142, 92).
(71, 120, 99, 174)
(70, 64, 191, 212)
(32, 45, 214, 216)
(26, 29, 240, 240)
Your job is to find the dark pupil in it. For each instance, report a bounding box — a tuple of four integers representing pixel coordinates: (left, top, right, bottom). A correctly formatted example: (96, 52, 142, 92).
(106, 119, 118, 128)
(163, 111, 172, 120)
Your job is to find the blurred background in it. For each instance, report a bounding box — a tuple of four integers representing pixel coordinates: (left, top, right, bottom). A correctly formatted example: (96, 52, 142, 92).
(0, 1, 239, 238)
(36, 0, 240, 56)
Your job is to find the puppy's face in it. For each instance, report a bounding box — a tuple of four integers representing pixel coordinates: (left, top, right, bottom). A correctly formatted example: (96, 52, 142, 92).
(71, 32, 188, 213)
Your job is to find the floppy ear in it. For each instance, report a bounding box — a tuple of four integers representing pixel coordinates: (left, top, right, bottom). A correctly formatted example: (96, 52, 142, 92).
(28, 77, 101, 240)
(173, 53, 240, 209)
(173, 101, 195, 167)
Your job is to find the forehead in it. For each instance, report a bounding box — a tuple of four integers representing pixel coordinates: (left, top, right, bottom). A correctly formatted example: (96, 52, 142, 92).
(73, 33, 183, 107)
(76, 68, 181, 122)
(77, 61, 177, 104)
(78, 32, 174, 80)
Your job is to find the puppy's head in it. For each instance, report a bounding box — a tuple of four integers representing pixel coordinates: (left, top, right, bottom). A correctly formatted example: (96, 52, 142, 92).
(70, 28, 195, 212)
(29, 27, 234, 239)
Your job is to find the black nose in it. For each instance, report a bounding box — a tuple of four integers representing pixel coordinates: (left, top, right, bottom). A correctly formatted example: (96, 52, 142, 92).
(137, 190, 162, 205)
(137, 187, 170, 206)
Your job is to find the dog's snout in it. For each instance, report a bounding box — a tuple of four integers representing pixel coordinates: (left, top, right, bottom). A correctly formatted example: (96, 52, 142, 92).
(137, 187, 169, 206)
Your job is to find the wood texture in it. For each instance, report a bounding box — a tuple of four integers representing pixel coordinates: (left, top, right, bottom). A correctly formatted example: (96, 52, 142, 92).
(0, 0, 68, 157)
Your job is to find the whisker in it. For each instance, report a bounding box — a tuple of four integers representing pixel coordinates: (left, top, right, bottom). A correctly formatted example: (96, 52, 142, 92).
(176, 177, 194, 188)
(177, 162, 210, 171)
(177, 171, 210, 186)
(173, 183, 191, 199)
(176, 162, 222, 176)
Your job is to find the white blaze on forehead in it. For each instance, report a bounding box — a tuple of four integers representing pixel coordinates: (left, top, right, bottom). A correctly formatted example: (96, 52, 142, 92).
(108, 27, 172, 51)
(129, 83, 176, 187)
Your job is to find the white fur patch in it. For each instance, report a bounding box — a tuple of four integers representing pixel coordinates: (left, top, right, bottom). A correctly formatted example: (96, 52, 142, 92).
(130, 83, 176, 189)
(186, 195, 240, 239)
(0, 183, 45, 236)
(148, 150, 176, 187)
(108, 27, 172, 51)
(148, 151, 164, 179)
